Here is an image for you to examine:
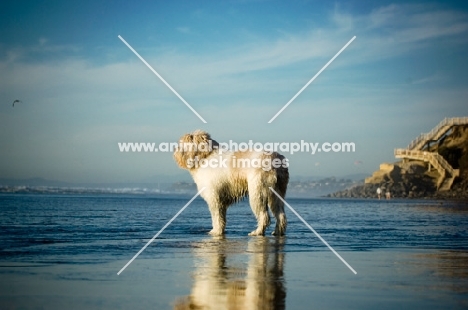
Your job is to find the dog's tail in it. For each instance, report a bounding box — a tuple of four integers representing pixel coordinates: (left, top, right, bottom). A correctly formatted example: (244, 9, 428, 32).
(264, 152, 288, 212)
(266, 153, 288, 235)
(266, 152, 289, 198)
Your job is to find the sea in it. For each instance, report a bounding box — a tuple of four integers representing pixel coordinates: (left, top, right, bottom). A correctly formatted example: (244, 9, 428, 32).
(1, 193, 467, 309)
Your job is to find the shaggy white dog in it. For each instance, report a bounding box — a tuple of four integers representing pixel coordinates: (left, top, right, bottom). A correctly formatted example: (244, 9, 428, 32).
(173, 130, 289, 236)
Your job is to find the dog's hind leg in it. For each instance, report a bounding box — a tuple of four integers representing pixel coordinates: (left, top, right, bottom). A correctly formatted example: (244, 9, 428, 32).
(268, 192, 287, 236)
(248, 183, 270, 236)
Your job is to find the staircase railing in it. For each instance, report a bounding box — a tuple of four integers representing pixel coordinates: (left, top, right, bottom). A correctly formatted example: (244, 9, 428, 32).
(394, 149, 457, 176)
(407, 117, 468, 150)
(394, 149, 460, 190)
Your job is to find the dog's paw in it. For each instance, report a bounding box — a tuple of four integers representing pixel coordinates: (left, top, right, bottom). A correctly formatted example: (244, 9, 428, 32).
(248, 230, 265, 236)
(272, 230, 285, 236)
(208, 229, 224, 237)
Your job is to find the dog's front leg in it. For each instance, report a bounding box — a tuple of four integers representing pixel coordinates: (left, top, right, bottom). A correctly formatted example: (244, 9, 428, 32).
(208, 203, 227, 236)
(248, 210, 270, 236)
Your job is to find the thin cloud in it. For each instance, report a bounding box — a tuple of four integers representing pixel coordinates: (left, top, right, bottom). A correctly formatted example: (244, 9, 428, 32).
(411, 73, 446, 85)
(176, 27, 191, 34)
(4, 4, 467, 84)
(332, 4, 468, 62)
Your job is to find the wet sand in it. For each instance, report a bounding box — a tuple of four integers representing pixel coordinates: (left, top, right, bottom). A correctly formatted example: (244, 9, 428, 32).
(1, 237, 468, 309)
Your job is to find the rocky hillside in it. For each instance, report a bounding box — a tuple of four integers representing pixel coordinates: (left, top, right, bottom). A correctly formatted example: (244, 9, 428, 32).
(328, 124, 468, 200)
(430, 125, 468, 178)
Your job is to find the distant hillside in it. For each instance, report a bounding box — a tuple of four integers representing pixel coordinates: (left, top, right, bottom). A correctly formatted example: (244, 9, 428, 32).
(0, 177, 72, 187)
(288, 177, 363, 198)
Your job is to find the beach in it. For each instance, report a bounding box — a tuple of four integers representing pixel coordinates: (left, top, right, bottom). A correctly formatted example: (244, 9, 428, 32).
(1, 194, 467, 309)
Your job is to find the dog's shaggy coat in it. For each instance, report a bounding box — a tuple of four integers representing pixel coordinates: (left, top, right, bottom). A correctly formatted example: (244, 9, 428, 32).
(173, 130, 289, 236)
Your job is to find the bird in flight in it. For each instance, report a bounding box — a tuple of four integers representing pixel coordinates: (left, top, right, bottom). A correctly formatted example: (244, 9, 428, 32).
(12, 100, 21, 107)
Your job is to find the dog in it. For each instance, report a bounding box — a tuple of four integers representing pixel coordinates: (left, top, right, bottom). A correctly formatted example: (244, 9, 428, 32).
(173, 130, 289, 236)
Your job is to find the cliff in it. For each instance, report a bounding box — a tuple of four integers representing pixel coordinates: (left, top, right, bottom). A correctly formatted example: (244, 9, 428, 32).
(329, 122, 468, 200)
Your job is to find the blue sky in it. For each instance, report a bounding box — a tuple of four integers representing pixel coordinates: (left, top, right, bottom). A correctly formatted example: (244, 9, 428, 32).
(1, 0, 468, 183)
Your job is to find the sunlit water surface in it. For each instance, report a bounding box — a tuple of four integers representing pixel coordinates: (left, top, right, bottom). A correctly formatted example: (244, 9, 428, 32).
(1, 194, 467, 309)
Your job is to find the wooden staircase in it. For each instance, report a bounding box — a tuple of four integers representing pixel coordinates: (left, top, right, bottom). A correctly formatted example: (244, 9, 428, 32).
(395, 117, 467, 191)
(407, 117, 468, 150)
(394, 149, 459, 190)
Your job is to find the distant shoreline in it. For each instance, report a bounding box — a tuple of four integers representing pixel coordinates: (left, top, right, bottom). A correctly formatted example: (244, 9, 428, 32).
(2, 185, 467, 204)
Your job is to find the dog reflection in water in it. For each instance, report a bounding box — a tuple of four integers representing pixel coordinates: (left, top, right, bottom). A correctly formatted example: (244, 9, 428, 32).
(173, 237, 286, 310)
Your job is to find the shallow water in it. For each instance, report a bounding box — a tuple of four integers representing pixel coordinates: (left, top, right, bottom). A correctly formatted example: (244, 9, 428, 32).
(1, 194, 467, 309)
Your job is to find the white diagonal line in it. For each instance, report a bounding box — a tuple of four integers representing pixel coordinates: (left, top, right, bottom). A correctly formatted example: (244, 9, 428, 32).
(268, 36, 356, 123)
(118, 35, 207, 123)
(269, 187, 357, 274)
(117, 187, 206, 275)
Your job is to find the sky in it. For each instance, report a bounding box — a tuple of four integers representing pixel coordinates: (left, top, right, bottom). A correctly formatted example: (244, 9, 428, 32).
(1, 0, 467, 184)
